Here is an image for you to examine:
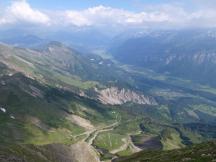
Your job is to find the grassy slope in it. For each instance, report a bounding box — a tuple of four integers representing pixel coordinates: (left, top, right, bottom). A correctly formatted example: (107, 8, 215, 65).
(0, 69, 116, 146)
(0, 43, 132, 91)
(114, 141, 216, 162)
(0, 143, 82, 162)
(94, 132, 125, 151)
(0, 43, 216, 160)
(160, 128, 185, 150)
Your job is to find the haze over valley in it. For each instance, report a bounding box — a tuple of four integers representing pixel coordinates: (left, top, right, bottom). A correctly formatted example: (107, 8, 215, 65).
(0, 0, 216, 162)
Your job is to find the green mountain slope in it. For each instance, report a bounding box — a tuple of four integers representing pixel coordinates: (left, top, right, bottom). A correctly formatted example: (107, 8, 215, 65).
(114, 141, 216, 162)
(0, 42, 132, 91)
(0, 42, 216, 161)
(0, 143, 101, 162)
(0, 65, 117, 145)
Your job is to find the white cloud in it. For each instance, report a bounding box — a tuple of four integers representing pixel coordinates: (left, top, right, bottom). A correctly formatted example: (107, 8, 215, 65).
(188, 10, 216, 27)
(63, 5, 173, 27)
(1, 0, 216, 29)
(65, 11, 91, 27)
(0, 0, 50, 25)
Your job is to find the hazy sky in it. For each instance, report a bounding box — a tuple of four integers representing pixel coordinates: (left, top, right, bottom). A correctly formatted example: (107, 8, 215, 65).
(0, 0, 216, 30)
(6, 0, 175, 11)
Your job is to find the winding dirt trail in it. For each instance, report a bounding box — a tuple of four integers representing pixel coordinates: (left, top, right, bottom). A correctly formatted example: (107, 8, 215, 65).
(110, 134, 142, 154)
(78, 116, 142, 155)
(110, 138, 129, 154)
(71, 114, 142, 161)
(69, 122, 119, 162)
(128, 135, 142, 153)
(86, 122, 119, 146)
(70, 114, 143, 162)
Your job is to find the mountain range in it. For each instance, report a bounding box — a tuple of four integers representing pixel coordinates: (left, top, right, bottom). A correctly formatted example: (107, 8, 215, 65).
(110, 29, 216, 87)
(0, 28, 216, 162)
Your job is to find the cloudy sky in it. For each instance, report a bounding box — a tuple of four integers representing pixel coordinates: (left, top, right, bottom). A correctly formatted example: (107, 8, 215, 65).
(0, 0, 216, 30)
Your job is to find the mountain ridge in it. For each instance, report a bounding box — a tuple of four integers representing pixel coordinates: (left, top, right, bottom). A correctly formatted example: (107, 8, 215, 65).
(110, 29, 216, 87)
(0, 40, 216, 161)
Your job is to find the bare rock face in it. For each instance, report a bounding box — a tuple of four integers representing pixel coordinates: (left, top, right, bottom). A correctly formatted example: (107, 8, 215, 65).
(96, 87, 157, 105)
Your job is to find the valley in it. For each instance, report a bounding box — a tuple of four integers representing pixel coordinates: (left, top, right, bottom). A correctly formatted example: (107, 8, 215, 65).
(1, 0, 216, 161)
(0, 31, 216, 161)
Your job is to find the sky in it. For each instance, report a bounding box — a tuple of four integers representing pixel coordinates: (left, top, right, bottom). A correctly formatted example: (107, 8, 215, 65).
(15, 0, 174, 11)
(0, 0, 216, 31)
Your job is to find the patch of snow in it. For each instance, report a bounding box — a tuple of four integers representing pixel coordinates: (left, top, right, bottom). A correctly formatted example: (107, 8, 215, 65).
(0, 107, 6, 113)
(99, 61, 103, 65)
(90, 58, 95, 61)
(10, 115, 15, 119)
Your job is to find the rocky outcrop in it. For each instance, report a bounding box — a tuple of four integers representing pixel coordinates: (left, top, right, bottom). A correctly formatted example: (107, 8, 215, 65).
(96, 87, 157, 105)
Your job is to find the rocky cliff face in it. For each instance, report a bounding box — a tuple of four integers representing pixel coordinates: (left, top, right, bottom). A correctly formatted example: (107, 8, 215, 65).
(96, 87, 157, 105)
